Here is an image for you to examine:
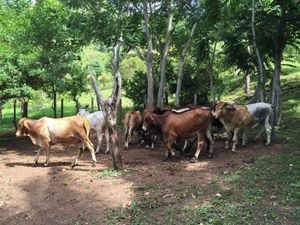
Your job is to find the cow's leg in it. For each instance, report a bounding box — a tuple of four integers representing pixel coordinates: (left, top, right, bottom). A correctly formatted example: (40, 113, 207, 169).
(146, 134, 155, 149)
(124, 122, 129, 149)
(242, 129, 247, 146)
(124, 127, 133, 150)
(265, 118, 272, 146)
(71, 146, 84, 169)
(163, 134, 176, 161)
(33, 146, 44, 166)
(95, 130, 103, 154)
(104, 128, 110, 154)
(225, 132, 232, 149)
(191, 133, 205, 163)
(255, 127, 265, 140)
(232, 128, 239, 152)
(85, 139, 97, 166)
(205, 125, 214, 158)
(44, 146, 51, 166)
(151, 134, 155, 149)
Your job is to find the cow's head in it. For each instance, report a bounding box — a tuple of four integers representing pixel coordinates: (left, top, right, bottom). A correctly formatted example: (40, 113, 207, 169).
(78, 105, 90, 116)
(212, 101, 236, 118)
(16, 117, 29, 137)
(142, 113, 157, 131)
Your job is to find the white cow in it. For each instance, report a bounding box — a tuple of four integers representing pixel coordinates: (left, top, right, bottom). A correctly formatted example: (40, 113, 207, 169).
(78, 107, 110, 154)
(246, 102, 272, 145)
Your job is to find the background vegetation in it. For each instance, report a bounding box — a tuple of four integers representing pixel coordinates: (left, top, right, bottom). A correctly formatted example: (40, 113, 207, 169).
(0, 0, 299, 224)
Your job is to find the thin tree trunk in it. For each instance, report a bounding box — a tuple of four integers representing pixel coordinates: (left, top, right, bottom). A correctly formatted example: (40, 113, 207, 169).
(13, 99, 17, 130)
(0, 102, 2, 120)
(143, 0, 154, 108)
(245, 74, 251, 98)
(91, 97, 94, 112)
(73, 96, 81, 112)
(20, 97, 29, 118)
(156, 0, 173, 107)
(53, 84, 57, 118)
(208, 41, 217, 105)
(60, 98, 64, 118)
(271, 47, 282, 128)
(251, 0, 266, 102)
(175, 23, 197, 106)
(89, 41, 123, 170)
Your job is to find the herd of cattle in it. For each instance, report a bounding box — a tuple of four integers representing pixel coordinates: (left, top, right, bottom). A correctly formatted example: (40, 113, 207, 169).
(15, 101, 273, 168)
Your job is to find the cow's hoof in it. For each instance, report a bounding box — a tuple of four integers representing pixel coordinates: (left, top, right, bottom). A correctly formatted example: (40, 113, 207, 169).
(208, 153, 212, 159)
(70, 163, 76, 169)
(92, 162, 96, 167)
(44, 163, 49, 167)
(105, 151, 110, 154)
(190, 157, 198, 163)
(265, 142, 270, 146)
(124, 147, 128, 150)
(33, 162, 38, 167)
(231, 149, 236, 153)
(145, 145, 150, 149)
(161, 157, 169, 162)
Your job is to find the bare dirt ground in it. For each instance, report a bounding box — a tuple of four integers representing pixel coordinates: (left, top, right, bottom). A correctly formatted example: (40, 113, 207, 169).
(0, 131, 283, 225)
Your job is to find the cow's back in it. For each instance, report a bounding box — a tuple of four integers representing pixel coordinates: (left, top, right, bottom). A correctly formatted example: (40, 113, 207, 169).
(44, 116, 89, 144)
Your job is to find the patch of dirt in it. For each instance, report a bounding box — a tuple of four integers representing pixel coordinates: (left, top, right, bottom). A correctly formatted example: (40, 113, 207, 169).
(0, 131, 283, 225)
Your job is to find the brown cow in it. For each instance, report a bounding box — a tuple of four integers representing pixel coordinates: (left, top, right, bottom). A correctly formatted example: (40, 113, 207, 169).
(124, 110, 143, 149)
(16, 116, 96, 168)
(213, 101, 251, 152)
(142, 107, 214, 162)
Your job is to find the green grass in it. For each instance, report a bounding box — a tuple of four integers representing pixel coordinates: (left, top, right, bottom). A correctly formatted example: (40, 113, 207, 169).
(103, 65, 300, 225)
(90, 168, 122, 179)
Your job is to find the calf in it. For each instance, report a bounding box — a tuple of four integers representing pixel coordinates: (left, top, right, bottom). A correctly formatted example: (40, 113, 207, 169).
(213, 101, 251, 152)
(142, 107, 214, 162)
(78, 107, 110, 154)
(16, 116, 96, 168)
(124, 110, 143, 149)
(246, 102, 272, 145)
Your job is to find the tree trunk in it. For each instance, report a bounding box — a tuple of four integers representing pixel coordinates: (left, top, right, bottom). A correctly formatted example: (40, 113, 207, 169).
(143, 0, 154, 108)
(271, 47, 282, 128)
(156, 0, 173, 107)
(251, 0, 266, 102)
(245, 74, 251, 98)
(53, 84, 57, 118)
(19, 97, 29, 118)
(175, 23, 197, 106)
(89, 41, 123, 170)
(73, 96, 81, 113)
(208, 41, 217, 105)
(61, 98, 64, 118)
(13, 99, 17, 130)
(0, 102, 3, 120)
(91, 97, 94, 112)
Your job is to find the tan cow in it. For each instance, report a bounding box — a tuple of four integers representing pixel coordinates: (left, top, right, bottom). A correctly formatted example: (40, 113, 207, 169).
(124, 110, 143, 149)
(16, 116, 96, 168)
(213, 101, 251, 152)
